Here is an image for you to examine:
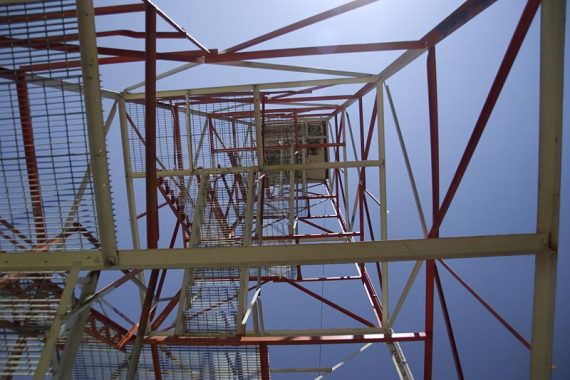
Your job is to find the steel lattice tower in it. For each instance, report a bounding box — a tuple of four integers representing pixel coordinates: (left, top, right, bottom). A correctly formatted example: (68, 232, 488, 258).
(0, 0, 566, 379)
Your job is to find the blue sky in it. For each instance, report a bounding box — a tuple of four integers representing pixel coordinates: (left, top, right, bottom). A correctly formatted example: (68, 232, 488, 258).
(92, 1, 570, 378)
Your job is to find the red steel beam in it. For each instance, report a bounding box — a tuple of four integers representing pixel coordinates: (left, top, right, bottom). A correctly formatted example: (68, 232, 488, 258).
(157, 184, 192, 236)
(149, 269, 169, 322)
(427, 47, 439, 228)
(2, 336, 26, 380)
(15, 71, 46, 244)
(356, 263, 383, 325)
(22, 40, 421, 72)
(334, 0, 499, 117)
(359, 98, 365, 241)
(129, 5, 159, 376)
(284, 279, 375, 327)
(145, 332, 428, 346)
(203, 41, 424, 62)
(424, 260, 436, 380)
(424, 45, 439, 380)
(151, 345, 163, 380)
(145, 0, 210, 54)
(0, 230, 28, 250)
(150, 290, 181, 331)
(429, 0, 539, 236)
(438, 259, 531, 349)
(145, 4, 159, 246)
(422, 0, 497, 48)
(298, 218, 336, 234)
(269, 95, 356, 103)
(0, 217, 33, 246)
(434, 264, 464, 380)
(225, 0, 380, 53)
(260, 344, 270, 380)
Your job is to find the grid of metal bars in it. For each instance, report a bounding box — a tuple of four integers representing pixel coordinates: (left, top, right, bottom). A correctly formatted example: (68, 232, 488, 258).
(0, 0, 563, 379)
(0, 272, 68, 376)
(189, 95, 257, 170)
(0, 0, 100, 253)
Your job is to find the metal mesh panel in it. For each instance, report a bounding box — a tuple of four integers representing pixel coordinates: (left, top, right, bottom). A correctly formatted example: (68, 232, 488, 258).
(126, 101, 191, 174)
(0, 0, 101, 253)
(189, 94, 257, 170)
(198, 173, 249, 248)
(185, 268, 240, 336)
(72, 342, 262, 380)
(153, 345, 261, 380)
(0, 272, 68, 376)
(72, 341, 129, 380)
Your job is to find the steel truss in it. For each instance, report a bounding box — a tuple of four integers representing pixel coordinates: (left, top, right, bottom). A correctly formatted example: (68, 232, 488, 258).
(0, 0, 565, 379)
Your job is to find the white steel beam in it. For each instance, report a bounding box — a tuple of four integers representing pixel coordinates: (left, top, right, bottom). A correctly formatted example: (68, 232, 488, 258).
(55, 270, 100, 380)
(76, 0, 118, 265)
(530, 0, 565, 378)
(376, 83, 389, 329)
(254, 87, 264, 168)
(33, 267, 80, 380)
(0, 233, 551, 272)
(215, 60, 374, 78)
(341, 112, 350, 229)
(129, 159, 383, 178)
(118, 98, 146, 305)
(237, 172, 256, 335)
(384, 83, 427, 329)
(122, 75, 379, 100)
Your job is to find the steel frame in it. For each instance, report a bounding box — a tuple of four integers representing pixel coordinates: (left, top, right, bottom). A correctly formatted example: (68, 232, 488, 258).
(0, 0, 565, 379)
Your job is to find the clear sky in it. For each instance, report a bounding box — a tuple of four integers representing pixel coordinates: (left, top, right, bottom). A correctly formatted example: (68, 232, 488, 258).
(93, 1, 570, 378)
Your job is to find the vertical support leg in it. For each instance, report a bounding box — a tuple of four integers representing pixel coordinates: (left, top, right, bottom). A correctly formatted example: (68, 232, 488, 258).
(358, 98, 365, 241)
(33, 267, 80, 380)
(341, 112, 350, 230)
(56, 271, 101, 380)
(424, 45, 440, 380)
(76, 0, 117, 264)
(288, 147, 296, 237)
(531, 0, 565, 378)
(260, 344, 270, 380)
(185, 92, 194, 172)
(237, 172, 256, 335)
(427, 47, 440, 234)
(424, 260, 435, 380)
(375, 83, 389, 327)
(127, 4, 157, 378)
(119, 98, 145, 305)
(254, 87, 264, 169)
(151, 345, 163, 380)
(434, 265, 464, 380)
(16, 71, 46, 244)
(144, 2, 159, 248)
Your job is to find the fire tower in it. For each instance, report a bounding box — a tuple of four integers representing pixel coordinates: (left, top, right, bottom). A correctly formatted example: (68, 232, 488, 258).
(0, 0, 565, 379)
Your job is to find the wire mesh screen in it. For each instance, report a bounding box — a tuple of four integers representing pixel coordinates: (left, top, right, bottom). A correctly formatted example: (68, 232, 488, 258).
(72, 343, 262, 380)
(0, 272, 68, 376)
(189, 94, 257, 170)
(257, 117, 295, 246)
(185, 268, 240, 336)
(197, 173, 249, 248)
(150, 345, 261, 380)
(0, 0, 102, 253)
(72, 341, 129, 380)
(126, 100, 191, 174)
